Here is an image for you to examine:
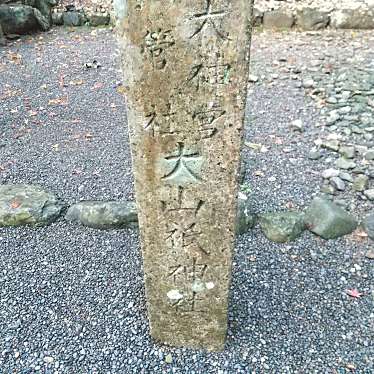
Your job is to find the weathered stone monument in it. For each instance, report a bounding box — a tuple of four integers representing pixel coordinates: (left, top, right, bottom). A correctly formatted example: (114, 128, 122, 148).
(117, 0, 254, 351)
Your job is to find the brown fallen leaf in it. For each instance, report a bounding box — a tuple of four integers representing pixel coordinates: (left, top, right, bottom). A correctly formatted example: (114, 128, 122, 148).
(348, 228, 368, 243)
(10, 200, 21, 209)
(346, 363, 356, 371)
(59, 74, 66, 88)
(284, 201, 295, 210)
(0, 89, 21, 101)
(48, 97, 68, 106)
(7, 52, 22, 64)
(69, 80, 84, 86)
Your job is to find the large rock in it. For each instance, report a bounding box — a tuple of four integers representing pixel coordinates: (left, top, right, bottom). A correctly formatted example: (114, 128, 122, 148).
(364, 189, 374, 201)
(304, 197, 357, 239)
(0, 4, 50, 34)
(296, 8, 330, 30)
(65, 201, 138, 229)
(88, 12, 110, 27)
(51, 11, 63, 25)
(34, 0, 55, 22)
(62, 11, 84, 26)
(236, 193, 255, 235)
(259, 212, 305, 243)
(0, 184, 63, 227)
(252, 6, 264, 27)
(263, 10, 294, 29)
(331, 8, 374, 29)
(363, 214, 374, 240)
(24, 0, 56, 26)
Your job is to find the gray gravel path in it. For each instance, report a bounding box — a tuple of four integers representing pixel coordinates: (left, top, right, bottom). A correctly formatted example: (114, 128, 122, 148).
(0, 28, 133, 203)
(0, 28, 373, 373)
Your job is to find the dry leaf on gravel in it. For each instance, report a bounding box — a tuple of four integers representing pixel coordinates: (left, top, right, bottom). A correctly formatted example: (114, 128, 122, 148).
(7, 52, 22, 64)
(345, 363, 357, 371)
(48, 97, 68, 106)
(346, 289, 363, 298)
(244, 142, 268, 153)
(69, 80, 84, 86)
(348, 228, 368, 243)
(10, 200, 21, 209)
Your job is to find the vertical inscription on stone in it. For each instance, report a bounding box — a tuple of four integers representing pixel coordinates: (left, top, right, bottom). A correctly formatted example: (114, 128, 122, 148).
(119, 0, 254, 351)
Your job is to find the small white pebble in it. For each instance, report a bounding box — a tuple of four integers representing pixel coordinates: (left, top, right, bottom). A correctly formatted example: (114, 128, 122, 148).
(206, 282, 215, 290)
(44, 356, 54, 364)
(167, 290, 183, 300)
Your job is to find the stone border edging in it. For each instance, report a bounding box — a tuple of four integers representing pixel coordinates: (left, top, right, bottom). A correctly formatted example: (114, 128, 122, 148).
(257, 5, 374, 31)
(0, 184, 372, 244)
(48, 4, 374, 30)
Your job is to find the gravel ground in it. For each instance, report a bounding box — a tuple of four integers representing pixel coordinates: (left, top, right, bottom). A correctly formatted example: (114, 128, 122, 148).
(0, 28, 373, 373)
(0, 28, 133, 204)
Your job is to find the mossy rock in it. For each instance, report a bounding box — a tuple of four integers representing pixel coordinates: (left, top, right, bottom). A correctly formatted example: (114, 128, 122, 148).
(259, 212, 305, 243)
(0, 184, 64, 227)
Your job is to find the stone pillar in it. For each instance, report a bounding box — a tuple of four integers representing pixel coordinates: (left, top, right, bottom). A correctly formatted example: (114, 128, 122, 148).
(117, 0, 254, 351)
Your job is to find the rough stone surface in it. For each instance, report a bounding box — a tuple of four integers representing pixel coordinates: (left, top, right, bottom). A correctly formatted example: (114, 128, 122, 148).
(364, 189, 374, 200)
(62, 10, 84, 26)
(0, 4, 41, 34)
(118, 1, 254, 351)
(51, 10, 63, 25)
(353, 175, 369, 192)
(330, 176, 345, 191)
(0, 21, 5, 45)
(57, 0, 374, 31)
(87, 12, 109, 26)
(304, 197, 357, 239)
(263, 10, 294, 29)
(330, 8, 374, 29)
(0, 0, 54, 34)
(25, 0, 56, 28)
(259, 211, 305, 243)
(363, 214, 374, 240)
(236, 193, 256, 235)
(0, 184, 63, 227)
(296, 8, 330, 30)
(65, 201, 138, 229)
(335, 157, 356, 170)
